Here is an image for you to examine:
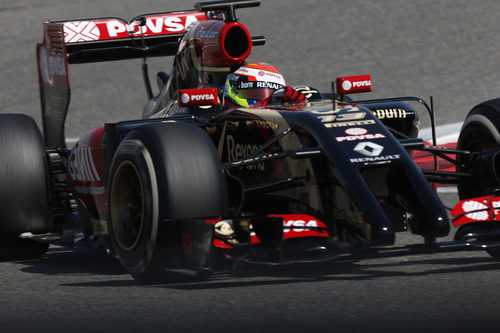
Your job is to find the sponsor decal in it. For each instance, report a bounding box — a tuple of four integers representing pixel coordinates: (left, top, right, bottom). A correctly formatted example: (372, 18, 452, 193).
(239, 81, 254, 89)
(353, 80, 371, 88)
(234, 67, 286, 85)
(68, 146, 102, 183)
(336, 74, 372, 95)
(260, 71, 283, 80)
(326, 119, 376, 128)
(256, 81, 283, 89)
(350, 141, 400, 163)
(315, 109, 371, 128)
(196, 30, 218, 39)
(353, 142, 384, 157)
(336, 128, 386, 142)
(250, 214, 329, 242)
(63, 13, 205, 43)
(350, 154, 400, 163)
(236, 67, 249, 74)
(180, 93, 190, 104)
(373, 108, 407, 119)
(342, 80, 352, 91)
(345, 127, 367, 135)
(461, 200, 489, 221)
(451, 196, 500, 226)
(178, 88, 218, 107)
(321, 112, 366, 123)
(38, 47, 67, 85)
(64, 21, 101, 43)
(226, 135, 265, 170)
(283, 219, 321, 233)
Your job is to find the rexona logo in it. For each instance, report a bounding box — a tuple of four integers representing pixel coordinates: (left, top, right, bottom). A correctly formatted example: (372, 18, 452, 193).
(336, 74, 372, 95)
(226, 135, 265, 171)
(178, 88, 218, 107)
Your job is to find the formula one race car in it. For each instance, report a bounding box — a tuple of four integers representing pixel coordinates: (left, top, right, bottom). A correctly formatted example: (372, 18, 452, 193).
(2, 0, 500, 281)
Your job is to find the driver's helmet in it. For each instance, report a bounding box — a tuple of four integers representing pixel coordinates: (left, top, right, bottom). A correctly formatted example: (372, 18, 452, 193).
(223, 63, 286, 108)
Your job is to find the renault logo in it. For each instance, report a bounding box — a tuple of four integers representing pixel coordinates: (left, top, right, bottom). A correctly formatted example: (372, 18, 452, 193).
(353, 142, 384, 157)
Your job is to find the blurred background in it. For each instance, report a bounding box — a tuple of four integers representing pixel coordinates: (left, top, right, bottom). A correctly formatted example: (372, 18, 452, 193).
(2, 0, 500, 140)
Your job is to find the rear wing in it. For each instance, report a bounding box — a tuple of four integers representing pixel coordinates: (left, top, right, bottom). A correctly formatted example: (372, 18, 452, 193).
(44, 12, 208, 65)
(37, 0, 262, 147)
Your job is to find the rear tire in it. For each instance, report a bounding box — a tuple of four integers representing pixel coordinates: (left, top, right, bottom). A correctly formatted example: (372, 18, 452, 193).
(457, 99, 500, 259)
(107, 122, 226, 282)
(0, 114, 51, 260)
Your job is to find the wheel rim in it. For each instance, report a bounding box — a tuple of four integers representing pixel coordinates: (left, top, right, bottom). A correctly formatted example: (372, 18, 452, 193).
(110, 160, 145, 251)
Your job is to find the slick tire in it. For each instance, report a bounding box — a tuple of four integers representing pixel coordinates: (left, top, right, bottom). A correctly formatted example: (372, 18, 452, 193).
(457, 99, 500, 260)
(0, 114, 50, 260)
(107, 122, 226, 282)
(457, 98, 500, 200)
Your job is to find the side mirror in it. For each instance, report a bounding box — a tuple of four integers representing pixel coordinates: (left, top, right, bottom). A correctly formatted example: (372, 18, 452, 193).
(156, 71, 169, 90)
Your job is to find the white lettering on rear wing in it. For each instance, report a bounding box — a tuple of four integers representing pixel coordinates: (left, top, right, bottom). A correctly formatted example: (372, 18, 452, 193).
(61, 12, 207, 44)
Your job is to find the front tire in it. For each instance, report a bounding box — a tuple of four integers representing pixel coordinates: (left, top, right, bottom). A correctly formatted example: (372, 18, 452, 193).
(107, 122, 226, 281)
(457, 98, 500, 199)
(457, 99, 500, 259)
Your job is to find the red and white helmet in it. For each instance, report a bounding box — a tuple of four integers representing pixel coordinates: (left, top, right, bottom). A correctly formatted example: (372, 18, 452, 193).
(223, 63, 286, 108)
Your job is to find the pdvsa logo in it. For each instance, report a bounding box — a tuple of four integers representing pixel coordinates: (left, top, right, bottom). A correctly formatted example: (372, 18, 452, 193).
(63, 14, 202, 44)
(181, 93, 216, 103)
(178, 88, 218, 106)
(352, 80, 371, 88)
(284, 219, 319, 233)
(345, 128, 367, 135)
(336, 131, 386, 142)
(342, 80, 352, 91)
(336, 75, 372, 95)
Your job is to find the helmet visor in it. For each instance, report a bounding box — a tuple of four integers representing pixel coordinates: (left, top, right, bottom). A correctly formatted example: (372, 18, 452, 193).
(226, 74, 284, 105)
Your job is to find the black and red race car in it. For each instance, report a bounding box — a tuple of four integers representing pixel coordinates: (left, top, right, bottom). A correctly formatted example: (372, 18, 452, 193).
(2, 0, 500, 281)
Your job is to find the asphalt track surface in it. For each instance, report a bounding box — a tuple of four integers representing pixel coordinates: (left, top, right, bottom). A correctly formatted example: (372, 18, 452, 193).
(2, 1, 500, 332)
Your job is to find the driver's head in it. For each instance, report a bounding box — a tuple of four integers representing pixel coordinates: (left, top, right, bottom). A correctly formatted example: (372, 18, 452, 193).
(223, 63, 286, 108)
